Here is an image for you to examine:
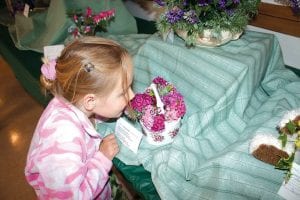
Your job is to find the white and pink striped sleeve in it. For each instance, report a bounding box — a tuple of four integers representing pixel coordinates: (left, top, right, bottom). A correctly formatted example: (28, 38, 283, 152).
(26, 116, 112, 199)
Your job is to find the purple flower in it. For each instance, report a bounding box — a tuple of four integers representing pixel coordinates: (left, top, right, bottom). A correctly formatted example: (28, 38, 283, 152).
(218, 0, 226, 9)
(166, 7, 184, 24)
(290, 0, 300, 15)
(233, 0, 240, 4)
(183, 0, 189, 6)
(226, 8, 235, 16)
(154, 0, 166, 6)
(184, 10, 199, 24)
(198, 0, 212, 6)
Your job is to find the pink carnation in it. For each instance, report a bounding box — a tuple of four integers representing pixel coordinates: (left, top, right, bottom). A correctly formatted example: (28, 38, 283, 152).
(130, 93, 154, 112)
(151, 114, 165, 132)
(85, 7, 92, 17)
(153, 76, 168, 86)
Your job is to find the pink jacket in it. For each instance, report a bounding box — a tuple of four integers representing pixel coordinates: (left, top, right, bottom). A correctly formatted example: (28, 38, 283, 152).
(25, 97, 112, 199)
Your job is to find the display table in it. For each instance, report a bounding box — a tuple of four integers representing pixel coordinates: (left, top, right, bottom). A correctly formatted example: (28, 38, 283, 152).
(1, 1, 300, 196)
(97, 31, 300, 199)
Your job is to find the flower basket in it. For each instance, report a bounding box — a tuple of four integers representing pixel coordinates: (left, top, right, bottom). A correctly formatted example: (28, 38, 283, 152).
(155, 0, 260, 47)
(126, 77, 186, 146)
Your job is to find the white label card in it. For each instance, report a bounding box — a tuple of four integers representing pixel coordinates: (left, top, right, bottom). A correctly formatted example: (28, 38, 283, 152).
(115, 118, 142, 154)
(43, 45, 65, 61)
(278, 163, 300, 200)
(23, 4, 30, 17)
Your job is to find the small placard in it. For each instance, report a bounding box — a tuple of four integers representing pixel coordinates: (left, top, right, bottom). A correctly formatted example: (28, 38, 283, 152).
(278, 163, 300, 200)
(115, 118, 142, 154)
(43, 45, 65, 61)
(23, 4, 30, 17)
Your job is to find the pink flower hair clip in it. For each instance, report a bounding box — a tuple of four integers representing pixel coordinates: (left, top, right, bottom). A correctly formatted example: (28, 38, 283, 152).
(41, 58, 57, 80)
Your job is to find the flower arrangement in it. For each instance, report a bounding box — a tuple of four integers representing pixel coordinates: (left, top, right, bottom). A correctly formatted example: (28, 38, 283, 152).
(126, 77, 186, 144)
(154, 0, 260, 46)
(276, 109, 300, 182)
(67, 7, 115, 38)
(275, 0, 300, 16)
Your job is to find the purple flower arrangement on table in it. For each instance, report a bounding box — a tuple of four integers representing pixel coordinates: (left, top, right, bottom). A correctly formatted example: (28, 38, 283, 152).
(126, 77, 186, 144)
(154, 0, 260, 46)
(67, 7, 115, 38)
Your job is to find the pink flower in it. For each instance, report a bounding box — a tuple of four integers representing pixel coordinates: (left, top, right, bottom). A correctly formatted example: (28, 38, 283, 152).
(163, 92, 186, 120)
(93, 9, 115, 24)
(85, 7, 92, 17)
(68, 7, 115, 37)
(153, 76, 168, 86)
(72, 27, 79, 37)
(130, 93, 154, 112)
(151, 114, 165, 132)
(73, 15, 78, 23)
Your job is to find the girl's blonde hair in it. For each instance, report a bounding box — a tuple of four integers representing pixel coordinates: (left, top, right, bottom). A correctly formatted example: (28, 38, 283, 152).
(40, 37, 132, 104)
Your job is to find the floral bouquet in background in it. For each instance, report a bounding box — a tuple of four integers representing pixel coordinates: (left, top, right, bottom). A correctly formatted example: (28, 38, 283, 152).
(126, 77, 186, 145)
(154, 0, 260, 46)
(67, 7, 115, 38)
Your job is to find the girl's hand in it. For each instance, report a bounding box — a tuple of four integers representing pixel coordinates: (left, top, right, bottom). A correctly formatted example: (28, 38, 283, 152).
(99, 134, 119, 160)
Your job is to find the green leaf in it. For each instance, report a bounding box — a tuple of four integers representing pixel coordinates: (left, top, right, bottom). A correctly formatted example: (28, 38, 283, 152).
(278, 133, 287, 147)
(284, 171, 293, 183)
(287, 120, 296, 134)
(275, 153, 294, 171)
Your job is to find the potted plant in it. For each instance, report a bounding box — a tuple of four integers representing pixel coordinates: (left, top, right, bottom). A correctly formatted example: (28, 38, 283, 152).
(154, 0, 260, 47)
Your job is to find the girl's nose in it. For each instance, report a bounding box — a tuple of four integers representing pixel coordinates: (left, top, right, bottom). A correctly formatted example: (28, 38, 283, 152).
(128, 88, 135, 100)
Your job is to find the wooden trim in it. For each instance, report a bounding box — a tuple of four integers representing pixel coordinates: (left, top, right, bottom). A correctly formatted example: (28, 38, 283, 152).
(250, 2, 300, 37)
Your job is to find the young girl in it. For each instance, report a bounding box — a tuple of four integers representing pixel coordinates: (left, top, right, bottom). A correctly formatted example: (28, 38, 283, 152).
(25, 37, 134, 199)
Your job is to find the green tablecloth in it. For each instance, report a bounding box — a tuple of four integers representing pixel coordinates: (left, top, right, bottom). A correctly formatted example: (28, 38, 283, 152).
(98, 31, 300, 199)
(8, 0, 137, 52)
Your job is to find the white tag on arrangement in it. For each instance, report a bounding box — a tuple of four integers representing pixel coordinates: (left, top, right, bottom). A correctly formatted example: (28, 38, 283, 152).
(115, 117, 142, 154)
(278, 162, 300, 200)
(43, 45, 65, 61)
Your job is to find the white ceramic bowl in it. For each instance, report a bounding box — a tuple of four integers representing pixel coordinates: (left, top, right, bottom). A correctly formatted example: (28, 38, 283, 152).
(141, 118, 181, 146)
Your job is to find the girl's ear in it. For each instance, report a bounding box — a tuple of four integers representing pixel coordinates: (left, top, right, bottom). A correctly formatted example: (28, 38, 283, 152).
(82, 93, 96, 111)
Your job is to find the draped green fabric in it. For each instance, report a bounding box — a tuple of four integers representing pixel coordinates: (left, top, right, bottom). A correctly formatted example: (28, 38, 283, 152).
(8, 0, 137, 52)
(97, 31, 300, 199)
